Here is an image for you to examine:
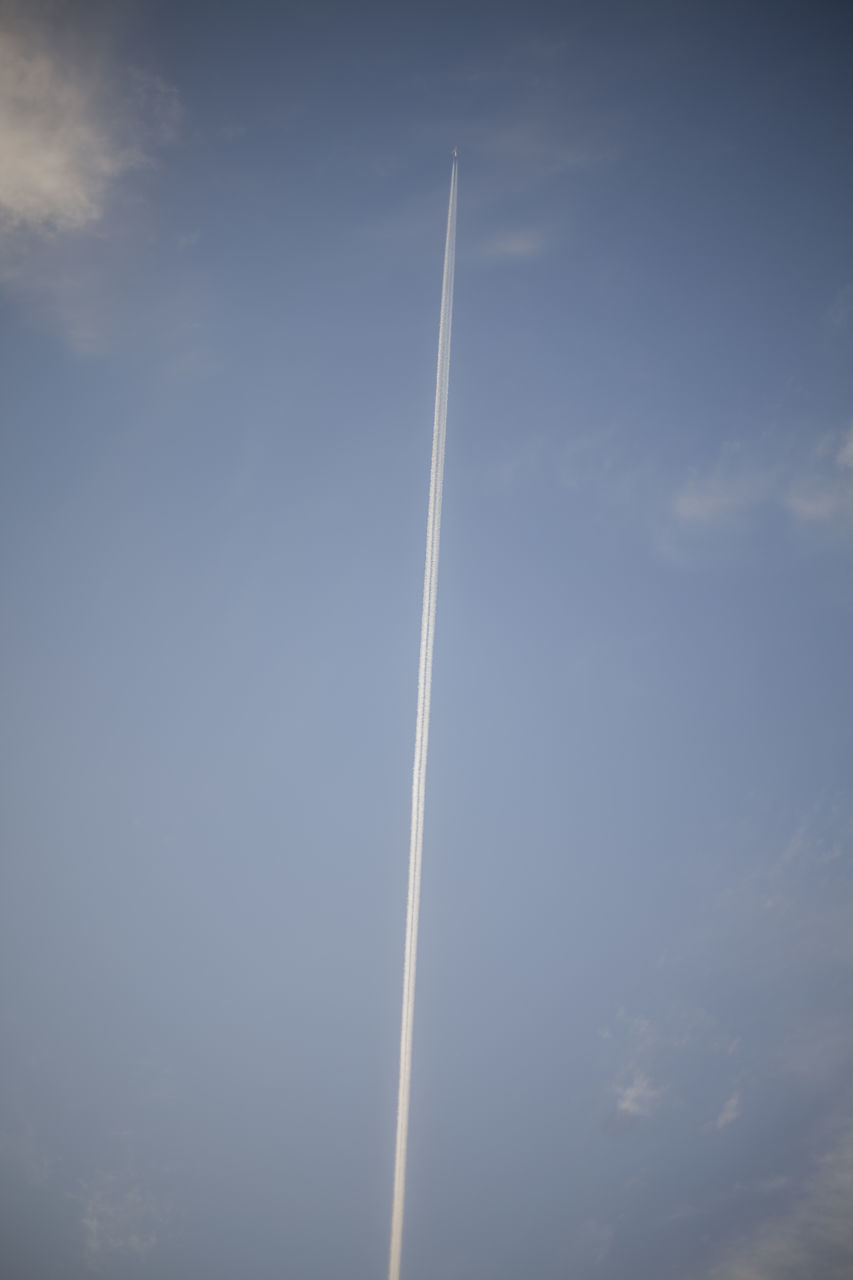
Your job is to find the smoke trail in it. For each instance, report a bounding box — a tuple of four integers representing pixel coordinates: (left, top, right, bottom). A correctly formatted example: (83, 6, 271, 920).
(388, 154, 458, 1280)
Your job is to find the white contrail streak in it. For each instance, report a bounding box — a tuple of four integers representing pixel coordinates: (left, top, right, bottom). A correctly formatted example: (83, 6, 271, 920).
(388, 153, 458, 1280)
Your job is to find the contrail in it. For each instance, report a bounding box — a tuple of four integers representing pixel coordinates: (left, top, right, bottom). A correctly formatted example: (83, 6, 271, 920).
(388, 152, 458, 1280)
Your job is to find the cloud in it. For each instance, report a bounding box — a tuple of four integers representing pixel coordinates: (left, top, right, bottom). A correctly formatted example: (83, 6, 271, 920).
(478, 228, 546, 259)
(671, 427, 853, 539)
(706, 1123, 853, 1279)
(783, 428, 853, 526)
(486, 418, 853, 567)
(834, 425, 853, 471)
(601, 1012, 677, 1130)
(0, 26, 113, 230)
(715, 1093, 741, 1130)
(78, 1168, 168, 1271)
(0, 18, 177, 233)
(615, 1071, 663, 1118)
(785, 489, 843, 522)
(672, 450, 775, 525)
(0, 7, 180, 349)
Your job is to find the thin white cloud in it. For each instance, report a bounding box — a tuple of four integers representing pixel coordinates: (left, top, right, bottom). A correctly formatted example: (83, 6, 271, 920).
(615, 1071, 663, 1117)
(77, 1168, 167, 1270)
(671, 427, 853, 538)
(835, 425, 853, 470)
(602, 1010, 702, 1129)
(784, 431, 853, 524)
(715, 1093, 741, 1130)
(486, 419, 853, 563)
(673, 462, 774, 524)
(785, 489, 843, 522)
(478, 228, 546, 259)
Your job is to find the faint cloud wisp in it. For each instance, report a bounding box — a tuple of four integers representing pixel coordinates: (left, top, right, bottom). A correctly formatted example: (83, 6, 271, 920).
(715, 1093, 741, 1130)
(707, 1123, 853, 1279)
(670, 426, 853, 541)
(615, 1070, 663, 1119)
(478, 227, 547, 259)
(78, 1169, 167, 1273)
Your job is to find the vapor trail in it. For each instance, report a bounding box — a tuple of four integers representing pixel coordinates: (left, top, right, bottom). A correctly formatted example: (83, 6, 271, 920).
(388, 153, 458, 1280)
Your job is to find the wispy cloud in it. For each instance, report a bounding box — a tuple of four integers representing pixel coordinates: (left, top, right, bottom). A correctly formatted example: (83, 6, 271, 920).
(615, 1070, 663, 1118)
(0, 26, 119, 230)
(671, 426, 853, 537)
(477, 227, 547, 259)
(0, 7, 181, 350)
(705, 1123, 853, 1279)
(673, 466, 775, 525)
(78, 1168, 168, 1271)
(835, 427, 853, 470)
(715, 1093, 741, 1130)
(680, 802, 853, 1141)
(601, 1010, 688, 1129)
(483, 419, 853, 566)
(783, 426, 853, 526)
(0, 20, 178, 233)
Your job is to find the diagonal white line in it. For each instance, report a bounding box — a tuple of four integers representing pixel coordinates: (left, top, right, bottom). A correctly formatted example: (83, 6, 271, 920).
(388, 155, 458, 1280)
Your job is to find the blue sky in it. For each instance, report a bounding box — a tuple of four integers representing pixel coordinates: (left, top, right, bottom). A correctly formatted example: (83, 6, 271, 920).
(1, 1, 852, 1277)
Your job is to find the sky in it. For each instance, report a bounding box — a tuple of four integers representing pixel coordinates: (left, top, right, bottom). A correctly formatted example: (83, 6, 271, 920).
(1, 1, 852, 1277)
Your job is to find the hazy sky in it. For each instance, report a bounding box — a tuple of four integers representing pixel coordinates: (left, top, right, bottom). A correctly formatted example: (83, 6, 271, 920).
(1, 2, 852, 1277)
